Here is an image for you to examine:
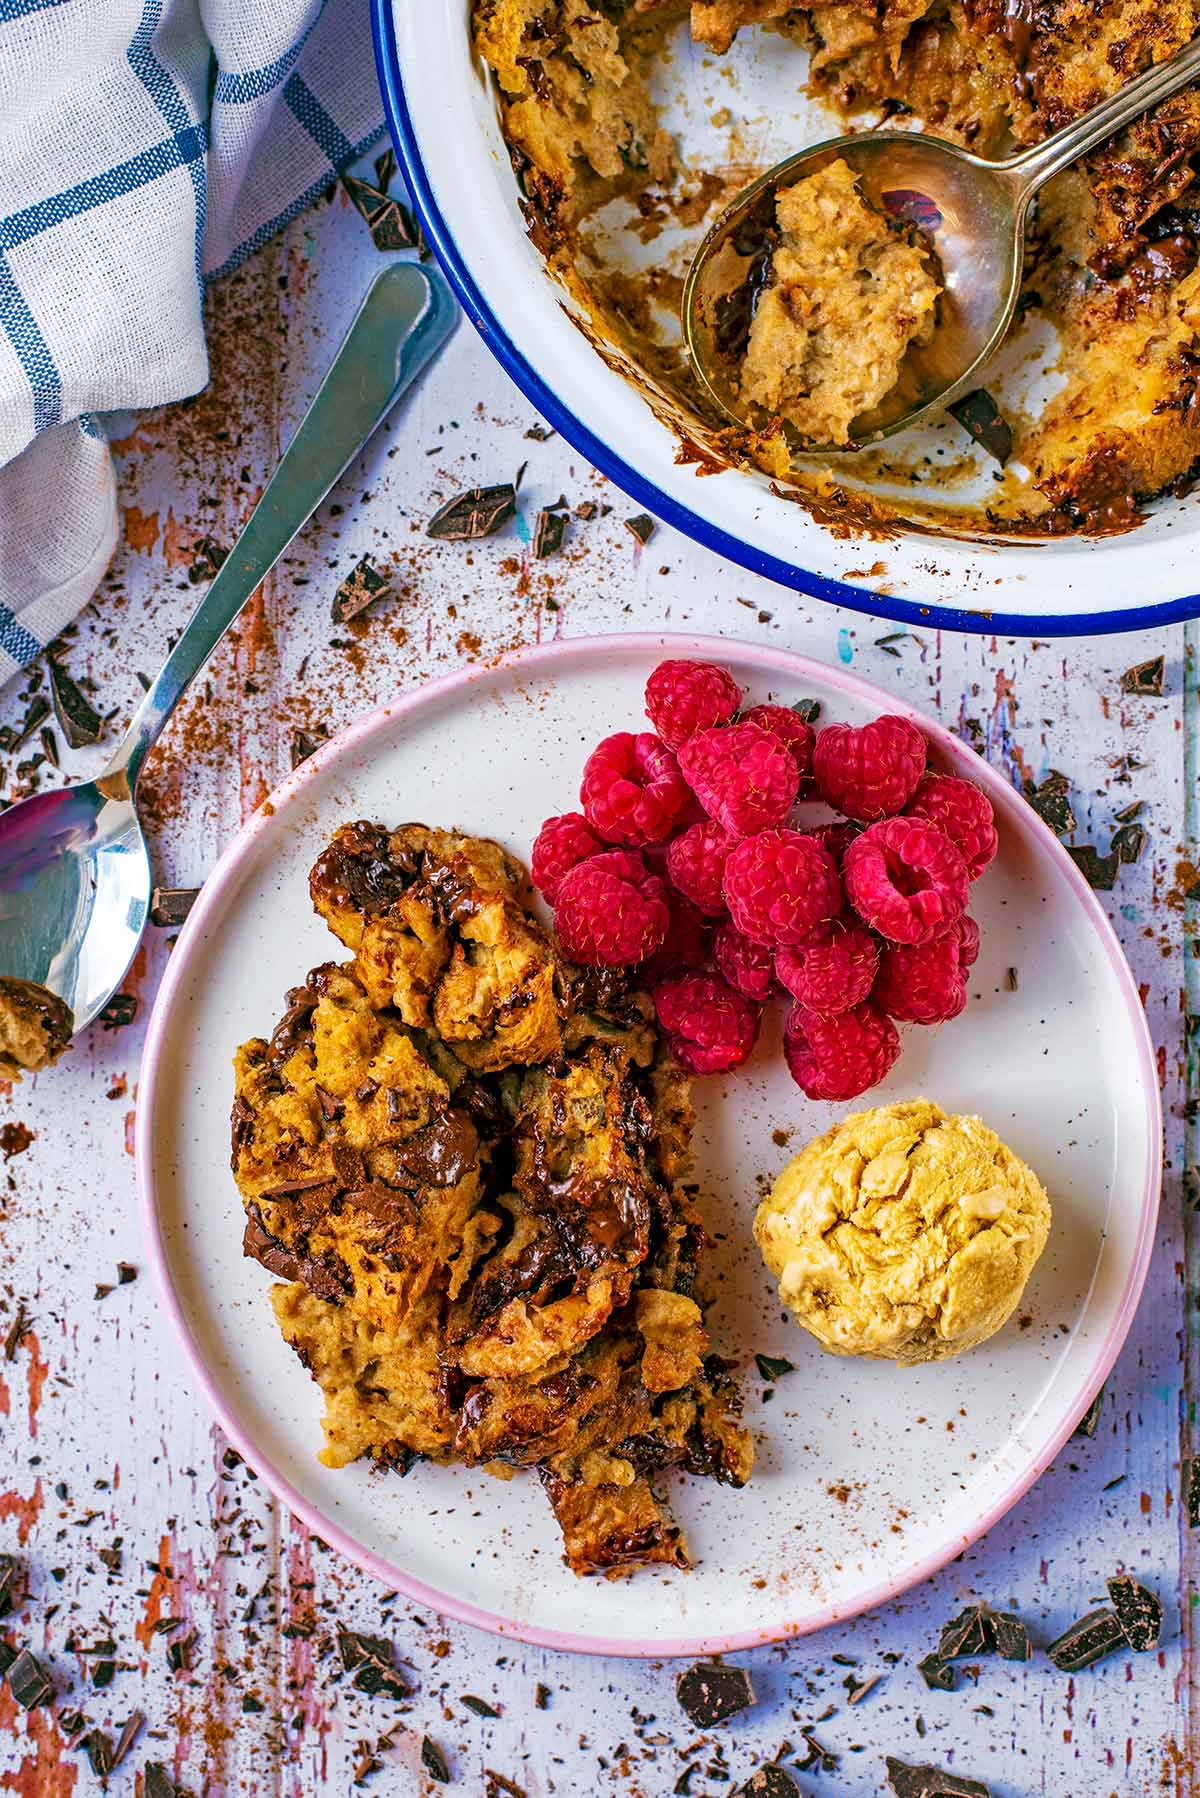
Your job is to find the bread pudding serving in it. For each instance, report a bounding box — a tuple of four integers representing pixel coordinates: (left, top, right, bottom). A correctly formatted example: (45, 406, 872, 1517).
(473, 0, 1200, 535)
(230, 822, 751, 1577)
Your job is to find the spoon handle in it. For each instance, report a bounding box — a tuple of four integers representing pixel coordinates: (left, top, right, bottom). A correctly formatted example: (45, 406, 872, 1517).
(106, 260, 458, 793)
(1002, 34, 1200, 200)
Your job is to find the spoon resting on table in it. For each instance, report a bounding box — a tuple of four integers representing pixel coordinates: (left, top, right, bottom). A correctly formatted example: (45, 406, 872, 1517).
(683, 32, 1200, 450)
(0, 260, 458, 1077)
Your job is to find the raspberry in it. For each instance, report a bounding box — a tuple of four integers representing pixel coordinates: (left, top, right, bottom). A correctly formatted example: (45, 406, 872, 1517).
(775, 917, 878, 1015)
(783, 1000, 900, 1102)
(581, 732, 689, 847)
(843, 817, 968, 946)
(555, 850, 669, 967)
(531, 811, 602, 902)
(653, 971, 759, 1074)
(639, 892, 711, 983)
(740, 704, 815, 781)
(809, 819, 861, 865)
(665, 819, 734, 915)
(678, 722, 800, 838)
(645, 658, 741, 749)
(874, 929, 969, 1024)
(954, 913, 981, 968)
(722, 828, 843, 947)
(904, 773, 998, 881)
(713, 921, 775, 1002)
(812, 715, 927, 821)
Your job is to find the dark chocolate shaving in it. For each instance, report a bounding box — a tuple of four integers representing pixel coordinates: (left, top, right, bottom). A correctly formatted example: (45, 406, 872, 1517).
(83, 1729, 113, 1777)
(754, 1352, 795, 1382)
(150, 886, 200, 927)
(791, 698, 821, 724)
(1121, 655, 1166, 697)
(735, 1766, 800, 1797)
(1046, 1607, 1127, 1671)
(341, 173, 419, 252)
(111, 1709, 144, 1770)
(99, 993, 137, 1028)
(332, 556, 395, 624)
(1075, 1385, 1104, 1437)
(1185, 1456, 1200, 1528)
(7, 1648, 50, 1709)
(421, 1737, 451, 1783)
(1107, 1574, 1163, 1651)
(917, 1651, 956, 1691)
(675, 1660, 755, 1726)
(532, 507, 566, 559)
(1067, 844, 1120, 891)
(46, 656, 102, 748)
(1024, 769, 1076, 836)
(427, 484, 516, 541)
(0, 1555, 19, 1616)
(948, 389, 1013, 465)
(886, 1758, 990, 1798)
(990, 1610, 1032, 1662)
(624, 512, 656, 546)
(937, 1603, 992, 1661)
(1111, 821, 1147, 865)
(337, 1629, 411, 1700)
(291, 726, 328, 768)
(145, 1764, 181, 1798)
(462, 1693, 501, 1718)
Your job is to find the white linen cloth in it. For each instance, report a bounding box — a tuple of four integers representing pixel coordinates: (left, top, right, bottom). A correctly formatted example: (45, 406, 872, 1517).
(0, 0, 385, 685)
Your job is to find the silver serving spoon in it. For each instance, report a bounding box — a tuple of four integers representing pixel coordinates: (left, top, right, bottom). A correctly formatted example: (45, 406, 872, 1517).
(0, 260, 457, 1064)
(683, 33, 1200, 449)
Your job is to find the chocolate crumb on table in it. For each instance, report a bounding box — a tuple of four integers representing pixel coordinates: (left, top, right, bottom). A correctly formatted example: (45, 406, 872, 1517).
(1106, 1572, 1163, 1651)
(1046, 1607, 1128, 1671)
(426, 483, 517, 540)
(886, 1757, 991, 1798)
(676, 1660, 756, 1726)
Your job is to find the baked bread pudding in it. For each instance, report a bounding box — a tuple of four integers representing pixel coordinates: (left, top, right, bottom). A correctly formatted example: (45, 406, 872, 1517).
(231, 822, 751, 1576)
(474, 0, 1200, 532)
(735, 159, 941, 444)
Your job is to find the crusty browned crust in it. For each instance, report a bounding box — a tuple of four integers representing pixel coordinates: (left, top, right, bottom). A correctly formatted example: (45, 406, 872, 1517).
(232, 821, 751, 1575)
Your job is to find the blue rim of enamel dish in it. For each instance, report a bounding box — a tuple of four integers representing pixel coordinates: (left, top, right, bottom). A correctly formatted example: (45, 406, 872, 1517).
(372, 0, 1200, 638)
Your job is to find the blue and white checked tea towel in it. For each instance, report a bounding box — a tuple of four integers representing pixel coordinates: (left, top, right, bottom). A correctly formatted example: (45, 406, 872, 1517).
(0, 0, 385, 688)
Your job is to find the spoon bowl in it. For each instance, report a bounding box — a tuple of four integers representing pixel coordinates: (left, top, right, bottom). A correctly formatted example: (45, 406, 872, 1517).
(682, 31, 1200, 451)
(0, 775, 149, 1033)
(683, 132, 1026, 449)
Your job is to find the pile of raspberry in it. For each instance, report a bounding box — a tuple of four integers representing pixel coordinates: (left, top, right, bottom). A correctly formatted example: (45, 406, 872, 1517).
(531, 658, 996, 1101)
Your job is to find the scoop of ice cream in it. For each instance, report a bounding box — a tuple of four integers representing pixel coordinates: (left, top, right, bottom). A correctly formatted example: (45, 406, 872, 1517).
(754, 1098, 1051, 1365)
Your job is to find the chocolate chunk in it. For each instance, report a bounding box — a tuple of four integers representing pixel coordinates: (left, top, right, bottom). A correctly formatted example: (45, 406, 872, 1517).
(145, 1765, 180, 1798)
(937, 1603, 993, 1661)
(0, 694, 49, 752)
(111, 1709, 144, 1770)
(99, 993, 137, 1028)
(797, 1728, 839, 1772)
(462, 1694, 501, 1718)
(345, 1181, 417, 1225)
(754, 1352, 795, 1382)
(1111, 821, 1146, 865)
(332, 556, 395, 624)
(421, 1736, 452, 1783)
(374, 147, 398, 190)
(391, 1110, 478, 1186)
(675, 1660, 755, 1726)
(341, 173, 419, 251)
(7, 1648, 50, 1709)
(948, 389, 1013, 465)
(1025, 769, 1076, 837)
(792, 698, 821, 724)
(735, 1766, 799, 1797)
(990, 1610, 1032, 1661)
(917, 1651, 956, 1691)
(0, 1555, 19, 1616)
(150, 886, 199, 927)
(1186, 1457, 1200, 1528)
(532, 507, 566, 559)
(118, 1261, 137, 1284)
(1067, 844, 1120, 891)
(256, 1172, 336, 1199)
(83, 1729, 113, 1777)
(330, 1143, 367, 1189)
(886, 1758, 990, 1798)
(1106, 1574, 1162, 1651)
(1046, 1607, 1127, 1671)
(337, 1629, 410, 1700)
(427, 484, 516, 541)
(315, 1085, 343, 1123)
(524, 422, 554, 441)
(1121, 655, 1166, 697)
(46, 656, 102, 748)
(291, 726, 328, 768)
(1075, 1386, 1104, 1437)
(624, 512, 656, 546)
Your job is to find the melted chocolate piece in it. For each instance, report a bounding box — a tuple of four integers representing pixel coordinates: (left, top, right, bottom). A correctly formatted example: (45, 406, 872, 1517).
(711, 189, 778, 364)
(242, 1205, 350, 1301)
(344, 1181, 418, 1225)
(391, 1109, 479, 1186)
(309, 821, 417, 916)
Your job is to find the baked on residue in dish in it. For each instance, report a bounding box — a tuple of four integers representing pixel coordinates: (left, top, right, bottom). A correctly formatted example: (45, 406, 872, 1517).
(231, 822, 751, 1577)
(473, 0, 1200, 535)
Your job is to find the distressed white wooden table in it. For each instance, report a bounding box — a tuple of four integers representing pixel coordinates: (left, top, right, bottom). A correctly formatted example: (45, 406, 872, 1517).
(0, 179, 1194, 1797)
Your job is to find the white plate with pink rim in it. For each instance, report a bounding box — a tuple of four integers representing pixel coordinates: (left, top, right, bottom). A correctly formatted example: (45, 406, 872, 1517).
(137, 632, 1160, 1656)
